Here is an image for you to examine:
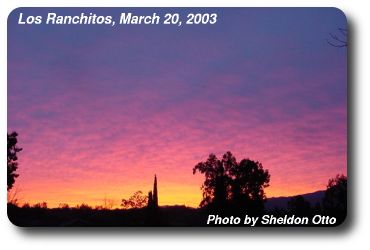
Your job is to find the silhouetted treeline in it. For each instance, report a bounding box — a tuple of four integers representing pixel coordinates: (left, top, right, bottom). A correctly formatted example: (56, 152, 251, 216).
(7, 203, 208, 226)
(7, 170, 347, 226)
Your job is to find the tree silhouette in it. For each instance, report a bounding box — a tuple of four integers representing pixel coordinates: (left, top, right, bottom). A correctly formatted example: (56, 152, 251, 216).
(148, 191, 153, 207)
(147, 175, 159, 209)
(102, 195, 116, 210)
(323, 174, 347, 222)
(193, 151, 270, 214)
(121, 191, 148, 209)
(327, 28, 347, 48)
(7, 185, 21, 205)
(153, 175, 158, 207)
(287, 195, 311, 216)
(7, 132, 22, 191)
(229, 158, 270, 214)
(193, 153, 228, 209)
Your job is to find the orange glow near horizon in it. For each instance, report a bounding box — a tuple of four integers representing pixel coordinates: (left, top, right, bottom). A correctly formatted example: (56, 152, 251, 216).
(11, 135, 347, 209)
(11, 175, 344, 209)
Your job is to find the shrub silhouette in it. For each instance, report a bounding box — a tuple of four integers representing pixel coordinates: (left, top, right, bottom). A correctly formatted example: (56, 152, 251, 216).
(287, 195, 311, 216)
(58, 203, 70, 210)
(75, 203, 92, 210)
(32, 202, 47, 209)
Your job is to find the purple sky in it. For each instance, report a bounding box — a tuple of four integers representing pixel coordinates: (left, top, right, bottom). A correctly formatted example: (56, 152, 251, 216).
(8, 8, 347, 207)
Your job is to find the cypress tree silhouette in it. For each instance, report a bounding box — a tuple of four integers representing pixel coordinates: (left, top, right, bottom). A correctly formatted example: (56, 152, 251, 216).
(146, 175, 160, 225)
(153, 175, 158, 208)
(147, 175, 159, 209)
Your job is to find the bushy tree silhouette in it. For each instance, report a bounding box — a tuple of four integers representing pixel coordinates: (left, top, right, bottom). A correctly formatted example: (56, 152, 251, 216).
(323, 174, 347, 222)
(121, 191, 148, 209)
(7, 132, 22, 191)
(229, 158, 270, 214)
(193, 151, 270, 214)
(192, 153, 228, 209)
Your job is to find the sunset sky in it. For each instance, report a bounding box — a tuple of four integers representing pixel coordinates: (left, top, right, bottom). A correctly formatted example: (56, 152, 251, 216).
(8, 8, 347, 208)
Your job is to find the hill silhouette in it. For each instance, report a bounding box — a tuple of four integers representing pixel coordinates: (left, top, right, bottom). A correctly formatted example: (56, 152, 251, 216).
(265, 190, 325, 211)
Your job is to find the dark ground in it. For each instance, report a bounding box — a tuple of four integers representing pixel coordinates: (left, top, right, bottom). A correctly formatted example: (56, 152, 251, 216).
(7, 204, 344, 227)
